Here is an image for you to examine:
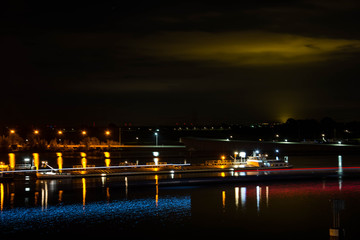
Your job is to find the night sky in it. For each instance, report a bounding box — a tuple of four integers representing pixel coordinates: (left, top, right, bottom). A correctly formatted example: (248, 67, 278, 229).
(2, 1, 360, 126)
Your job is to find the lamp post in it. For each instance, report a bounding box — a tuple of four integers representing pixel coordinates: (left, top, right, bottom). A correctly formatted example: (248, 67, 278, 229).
(154, 132, 158, 146)
(105, 130, 111, 148)
(57, 130, 63, 143)
(33, 130, 40, 147)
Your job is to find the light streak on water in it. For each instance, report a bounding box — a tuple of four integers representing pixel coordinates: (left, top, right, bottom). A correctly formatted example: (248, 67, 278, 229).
(234, 187, 239, 209)
(241, 187, 246, 209)
(256, 186, 261, 213)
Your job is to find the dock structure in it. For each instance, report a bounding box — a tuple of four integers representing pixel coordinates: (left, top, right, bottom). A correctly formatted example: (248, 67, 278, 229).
(56, 144, 185, 150)
(180, 137, 360, 155)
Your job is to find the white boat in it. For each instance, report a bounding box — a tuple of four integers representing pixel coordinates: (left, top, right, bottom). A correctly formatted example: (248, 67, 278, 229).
(206, 150, 292, 170)
(245, 155, 291, 169)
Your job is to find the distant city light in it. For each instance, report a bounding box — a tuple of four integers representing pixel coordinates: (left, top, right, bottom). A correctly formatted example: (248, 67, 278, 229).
(34, 130, 39, 134)
(105, 130, 110, 136)
(82, 131, 87, 135)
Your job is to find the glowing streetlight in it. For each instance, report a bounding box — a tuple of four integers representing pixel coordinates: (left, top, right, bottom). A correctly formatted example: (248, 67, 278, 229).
(34, 130, 39, 135)
(105, 131, 111, 148)
(10, 130, 15, 134)
(57, 130, 63, 143)
(82, 131, 87, 136)
(154, 132, 158, 146)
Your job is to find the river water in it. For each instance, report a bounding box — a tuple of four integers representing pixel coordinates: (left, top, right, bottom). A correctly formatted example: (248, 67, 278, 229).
(0, 153, 360, 239)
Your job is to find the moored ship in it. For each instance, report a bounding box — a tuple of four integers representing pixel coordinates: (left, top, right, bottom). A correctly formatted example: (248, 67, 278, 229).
(205, 150, 292, 170)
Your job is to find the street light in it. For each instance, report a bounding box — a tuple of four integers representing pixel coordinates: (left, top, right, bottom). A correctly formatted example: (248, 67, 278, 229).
(10, 129, 15, 134)
(82, 130, 87, 136)
(105, 130, 111, 148)
(57, 130, 63, 143)
(154, 132, 158, 146)
(34, 130, 39, 135)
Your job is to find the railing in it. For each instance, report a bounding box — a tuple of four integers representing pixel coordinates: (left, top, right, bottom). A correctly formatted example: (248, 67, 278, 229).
(205, 160, 234, 166)
(146, 162, 167, 165)
(15, 164, 32, 170)
(73, 165, 96, 168)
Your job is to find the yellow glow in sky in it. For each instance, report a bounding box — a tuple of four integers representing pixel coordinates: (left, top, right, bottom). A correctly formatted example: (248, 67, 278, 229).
(136, 31, 360, 65)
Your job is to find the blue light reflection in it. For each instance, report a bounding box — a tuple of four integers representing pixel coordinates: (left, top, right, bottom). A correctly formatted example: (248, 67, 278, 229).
(0, 196, 191, 235)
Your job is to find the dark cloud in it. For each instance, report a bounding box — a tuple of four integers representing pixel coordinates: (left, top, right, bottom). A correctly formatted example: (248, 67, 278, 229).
(1, 1, 360, 125)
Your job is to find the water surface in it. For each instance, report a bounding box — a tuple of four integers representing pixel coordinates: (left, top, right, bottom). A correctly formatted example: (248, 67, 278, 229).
(1, 154, 359, 239)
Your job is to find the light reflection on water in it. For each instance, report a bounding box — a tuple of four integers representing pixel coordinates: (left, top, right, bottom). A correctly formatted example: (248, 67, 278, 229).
(1, 177, 360, 238)
(2, 152, 360, 170)
(1, 154, 360, 238)
(0, 151, 188, 169)
(0, 196, 191, 236)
